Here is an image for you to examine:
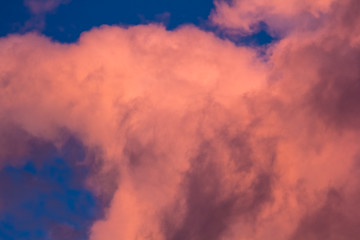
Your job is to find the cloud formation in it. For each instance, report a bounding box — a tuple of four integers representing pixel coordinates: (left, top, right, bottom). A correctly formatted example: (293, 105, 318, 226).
(1, 0, 360, 239)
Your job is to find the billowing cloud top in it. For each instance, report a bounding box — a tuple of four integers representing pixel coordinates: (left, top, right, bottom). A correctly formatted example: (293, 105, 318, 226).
(1, 0, 360, 239)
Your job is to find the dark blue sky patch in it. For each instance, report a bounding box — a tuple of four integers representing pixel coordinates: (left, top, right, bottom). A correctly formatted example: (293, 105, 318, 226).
(0, 0, 214, 42)
(0, 137, 102, 240)
(43, 0, 215, 42)
(0, 0, 279, 46)
(0, 0, 31, 36)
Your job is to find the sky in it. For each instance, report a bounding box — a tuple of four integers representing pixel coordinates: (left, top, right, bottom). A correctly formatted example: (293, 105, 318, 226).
(0, 0, 360, 240)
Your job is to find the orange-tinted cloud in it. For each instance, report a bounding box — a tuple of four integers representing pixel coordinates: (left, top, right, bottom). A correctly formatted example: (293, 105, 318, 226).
(1, 0, 360, 239)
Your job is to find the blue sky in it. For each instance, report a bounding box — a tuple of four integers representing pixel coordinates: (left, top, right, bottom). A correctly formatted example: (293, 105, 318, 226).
(0, 0, 275, 44)
(0, 136, 103, 240)
(0, 0, 214, 42)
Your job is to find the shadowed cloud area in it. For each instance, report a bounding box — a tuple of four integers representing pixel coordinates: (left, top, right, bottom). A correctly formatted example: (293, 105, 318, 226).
(0, 0, 360, 239)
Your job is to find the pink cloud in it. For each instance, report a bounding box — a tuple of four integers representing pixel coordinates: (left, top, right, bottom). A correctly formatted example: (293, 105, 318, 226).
(1, 0, 360, 239)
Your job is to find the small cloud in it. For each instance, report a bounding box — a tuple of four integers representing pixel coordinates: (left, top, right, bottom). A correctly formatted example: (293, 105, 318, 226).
(24, 0, 70, 15)
(20, 0, 70, 33)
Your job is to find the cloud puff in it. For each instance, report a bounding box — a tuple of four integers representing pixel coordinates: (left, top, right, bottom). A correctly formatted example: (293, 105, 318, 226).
(1, 0, 360, 239)
(24, 0, 70, 14)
